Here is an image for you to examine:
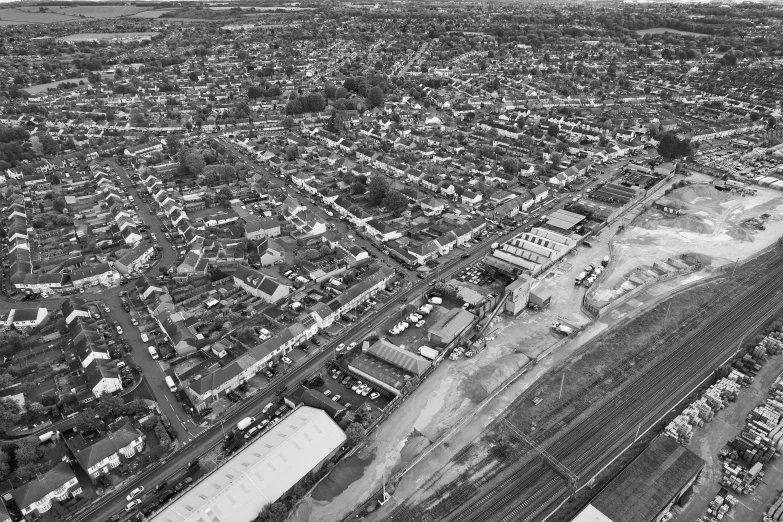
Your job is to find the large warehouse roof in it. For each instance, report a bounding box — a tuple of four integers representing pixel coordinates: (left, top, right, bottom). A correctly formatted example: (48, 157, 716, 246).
(149, 407, 346, 522)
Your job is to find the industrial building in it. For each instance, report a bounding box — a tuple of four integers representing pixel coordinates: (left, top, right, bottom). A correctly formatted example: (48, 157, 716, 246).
(486, 226, 579, 277)
(148, 407, 346, 522)
(427, 308, 477, 345)
(347, 339, 431, 396)
(571, 436, 704, 522)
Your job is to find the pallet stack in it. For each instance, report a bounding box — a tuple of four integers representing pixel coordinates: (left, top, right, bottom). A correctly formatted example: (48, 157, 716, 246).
(706, 493, 737, 520)
(764, 490, 783, 521)
(721, 461, 764, 494)
(664, 377, 746, 444)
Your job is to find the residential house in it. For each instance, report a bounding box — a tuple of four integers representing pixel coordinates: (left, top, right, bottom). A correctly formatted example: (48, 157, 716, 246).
(67, 419, 144, 480)
(233, 265, 291, 304)
(11, 462, 82, 516)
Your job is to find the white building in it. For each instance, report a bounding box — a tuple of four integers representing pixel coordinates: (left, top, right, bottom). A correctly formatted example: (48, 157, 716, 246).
(148, 407, 346, 522)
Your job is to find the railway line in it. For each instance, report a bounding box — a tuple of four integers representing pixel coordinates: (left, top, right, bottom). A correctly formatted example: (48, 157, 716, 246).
(397, 255, 783, 522)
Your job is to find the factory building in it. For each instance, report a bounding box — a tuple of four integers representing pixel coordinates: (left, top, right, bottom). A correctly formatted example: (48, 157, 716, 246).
(571, 436, 704, 522)
(148, 407, 346, 522)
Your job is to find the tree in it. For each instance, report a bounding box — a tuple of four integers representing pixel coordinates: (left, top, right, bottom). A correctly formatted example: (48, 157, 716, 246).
(0, 450, 9, 482)
(74, 409, 102, 432)
(281, 116, 295, 129)
(38, 133, 59, 155)
(367, 176, 389, 205)
(350, 181, 366, 195)
(129, 108, 146, 126)
(345, 422, 366, 445)
(432, 282, 461, 301)
(0, 398, 21, 433)
(16, 463, 40, 482)
(52, 197, 66, 213)
(318, 244, 331, 257)
(657, 132, 693, 159)
(189, 72, 199, 82)
(0, 374, 13, 389)
(769, 116, 778, 129)
(95, 393, 123, 419)
(383, 190, 409, 215)
(285, 145, 298, 161)
(15, 438, 43, 465)
(501, 157, 519, 175)
(547, 123, 560, 138)
(368, 86, 385, 109)
(179, 148, 206, 176)
(26, 402, 44, 418)
(5, 333, 24, 354)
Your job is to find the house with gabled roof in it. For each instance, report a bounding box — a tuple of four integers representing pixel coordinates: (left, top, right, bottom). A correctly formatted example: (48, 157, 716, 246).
(233, 265, 291, 304)
(67, 418, 144, 480)
(11, 462, 82, 517)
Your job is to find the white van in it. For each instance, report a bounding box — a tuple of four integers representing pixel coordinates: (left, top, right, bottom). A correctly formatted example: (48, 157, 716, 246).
(165, 376, 177, 393)
(141, 333, 149, 343)
(148, 346, 159, 360)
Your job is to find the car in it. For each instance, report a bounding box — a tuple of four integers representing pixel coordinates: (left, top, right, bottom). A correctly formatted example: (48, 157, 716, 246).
(341, 376, 351, 386)
(416, 273, 425, 279)
(370, 392, 380, 400)
(281, 356, 293, 365)
(331, 371, 342, 380)
(360, 387, 370, 397)
(127, 486, 145, 501)
(131, 318, 138, 326)
(336, 343, 346, 352)
(399, 297, 407, 303)
(154, 482, 168, 493)
(262, 402, 274, 414)
(104, 306, 111, 313)
(311, 338, 321, 346)
(416, 320, 426, 328)
(348, 341, 357, 350)
(126, 500, 142, 512)
(332, 394, 341, 402)
(116, 326, 123, 334)
(323, 390, 332, 397)
(264, 369, 274, 378)
(352, 381, 363, 392)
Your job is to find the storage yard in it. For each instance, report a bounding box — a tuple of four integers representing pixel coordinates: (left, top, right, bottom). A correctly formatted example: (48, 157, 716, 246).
(383, 246, 783, 522)
(592, 174, 783, 307)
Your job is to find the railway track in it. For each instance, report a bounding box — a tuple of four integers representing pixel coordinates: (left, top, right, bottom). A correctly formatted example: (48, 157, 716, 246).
(429, 257, 783, 522)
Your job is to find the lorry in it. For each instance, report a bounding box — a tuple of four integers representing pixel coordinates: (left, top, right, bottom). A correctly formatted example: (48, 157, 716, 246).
(237, 417, 256, 431)
(429, 297, 443, 305)
(165, 376, 177, 393)
(148, 346, 159, 360)
(552, 322, 575, 336)
(418, 346, 439, 361)
(575, 271, 587, 285)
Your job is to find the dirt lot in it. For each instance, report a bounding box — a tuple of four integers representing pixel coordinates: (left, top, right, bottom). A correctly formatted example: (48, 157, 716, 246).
(594, 173, 783, 305)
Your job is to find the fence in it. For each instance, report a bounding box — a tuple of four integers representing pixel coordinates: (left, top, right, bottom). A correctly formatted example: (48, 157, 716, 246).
(582, 262, 703, 317)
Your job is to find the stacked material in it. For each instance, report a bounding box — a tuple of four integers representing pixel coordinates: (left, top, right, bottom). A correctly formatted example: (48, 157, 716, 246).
(664, 377, 745, 444)
(707, 493, 737, 520)
(764, 489, 783, 521)
(722, 461, 765, 494)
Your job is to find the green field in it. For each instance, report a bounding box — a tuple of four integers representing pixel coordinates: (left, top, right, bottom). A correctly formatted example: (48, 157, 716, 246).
(129, 10, 173, 19)
(58, 32, 156, 42)
(0, 8, 79, 24)
(22, 77, 87, 94)
(45, 6, 151, 18)
(636, 27, 710, 36)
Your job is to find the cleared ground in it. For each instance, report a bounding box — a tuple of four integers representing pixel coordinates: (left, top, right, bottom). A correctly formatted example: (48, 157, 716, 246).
(593, 173, 783, 305)
(0, 8, 77, 23)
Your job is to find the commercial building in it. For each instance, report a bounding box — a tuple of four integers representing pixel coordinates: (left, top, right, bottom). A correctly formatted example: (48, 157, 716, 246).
(428, 308, 477, 345)
(149, 407, 345, 522)
(571, 436, 704, 522)
(347, 339, 431, 396)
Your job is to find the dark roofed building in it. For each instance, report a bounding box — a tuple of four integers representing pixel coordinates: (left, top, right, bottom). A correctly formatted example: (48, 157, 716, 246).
(11, 462, 83, 516)
(572, 436, 704, 522)
(285, 385, 347, 418)
(67, 418, 144, 479)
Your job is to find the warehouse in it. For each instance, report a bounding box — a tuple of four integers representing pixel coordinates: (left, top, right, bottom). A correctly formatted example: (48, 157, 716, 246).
(428, 308, 477, 345)
(571, 436, 704, 522)
(541, 209, 585, 233)
(347, 339, 431, 396)
(148, 407, 346, 522)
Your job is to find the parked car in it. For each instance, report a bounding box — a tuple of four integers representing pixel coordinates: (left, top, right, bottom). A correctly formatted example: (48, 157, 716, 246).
(127, 487, 144, 501)
(126, 500, 142, 512)
(332, 394, 341, 402)
(281, 356, 293, 365)
(370, 392, 380, 400)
